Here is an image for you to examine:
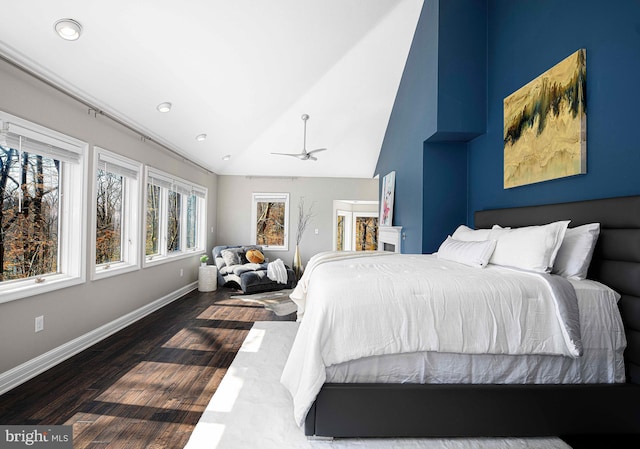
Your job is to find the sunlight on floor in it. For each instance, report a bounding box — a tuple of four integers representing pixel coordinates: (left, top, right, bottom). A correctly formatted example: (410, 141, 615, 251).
(207, 367, 247, 413)
(94, 361, 217, 408)
(185, 422, 226, 448)
(239, 327, 265, 353)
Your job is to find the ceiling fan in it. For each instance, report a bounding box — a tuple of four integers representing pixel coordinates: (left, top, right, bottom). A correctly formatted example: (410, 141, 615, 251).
(271, 113, 327, 161)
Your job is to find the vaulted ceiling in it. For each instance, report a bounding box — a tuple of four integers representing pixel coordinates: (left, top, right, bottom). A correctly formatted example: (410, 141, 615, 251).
(0, 0, 422, 178)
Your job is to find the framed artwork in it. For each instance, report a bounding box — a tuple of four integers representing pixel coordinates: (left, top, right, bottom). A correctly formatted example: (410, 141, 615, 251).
(380, 171, 395, 227)
(503, 48, 587, 188)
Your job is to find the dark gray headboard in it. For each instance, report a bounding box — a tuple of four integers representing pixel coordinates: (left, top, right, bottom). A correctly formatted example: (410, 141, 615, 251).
(475, 195, 640, 385)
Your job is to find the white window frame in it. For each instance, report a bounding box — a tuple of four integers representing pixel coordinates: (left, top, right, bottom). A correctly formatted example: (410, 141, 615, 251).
(91, 147, 142, 280)
(144, 167, 207, 266)
(0, 111, 87, 304)
(250, 193, 289, 251)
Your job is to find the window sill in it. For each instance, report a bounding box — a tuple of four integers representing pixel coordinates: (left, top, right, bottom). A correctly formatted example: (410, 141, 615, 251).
(0, 274, 85, 305)
(144, 250, 203, 268)
(259, 246, 289, 252)
(92, 262, 141, 281)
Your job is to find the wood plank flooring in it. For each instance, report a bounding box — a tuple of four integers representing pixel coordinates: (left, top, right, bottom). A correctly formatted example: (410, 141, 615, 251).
(0, 287, 294, 448)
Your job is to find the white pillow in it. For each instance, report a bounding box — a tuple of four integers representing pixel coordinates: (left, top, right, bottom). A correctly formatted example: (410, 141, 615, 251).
(552, 223, 600, 280)
(451, 225, 492, 242)
(437, 236, 497, 268)
(488, 220, 570, 273)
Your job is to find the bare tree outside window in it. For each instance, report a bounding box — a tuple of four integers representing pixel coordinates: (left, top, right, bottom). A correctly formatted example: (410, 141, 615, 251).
(167, 190, 181, 252)
(146, 184, 160, 256)
(0, 148, 60, 281)
(186, 194, 197, 249)
(355, 216, 378, 251)
(95, 169, 123, 264)
(336, 215, 344, 251)
(255, 201, 285, 246)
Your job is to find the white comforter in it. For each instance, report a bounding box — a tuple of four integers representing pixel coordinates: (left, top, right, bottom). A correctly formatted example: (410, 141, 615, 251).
(281, 251, 583, 426)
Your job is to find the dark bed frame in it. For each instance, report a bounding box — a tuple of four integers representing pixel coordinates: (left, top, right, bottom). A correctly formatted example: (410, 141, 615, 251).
(304, 195, 640, 438)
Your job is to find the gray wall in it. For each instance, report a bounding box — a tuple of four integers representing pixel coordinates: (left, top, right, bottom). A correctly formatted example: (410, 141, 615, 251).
(216, 176, 378, 267)
(0, 59, 217, 375)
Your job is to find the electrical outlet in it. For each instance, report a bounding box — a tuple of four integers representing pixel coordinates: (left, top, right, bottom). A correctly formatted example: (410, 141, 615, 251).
(35, 315, 44, 333)
(180, 268, 184, 277)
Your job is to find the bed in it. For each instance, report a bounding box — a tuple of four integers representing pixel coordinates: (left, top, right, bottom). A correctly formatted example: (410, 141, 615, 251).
(281, 195, 640, 438)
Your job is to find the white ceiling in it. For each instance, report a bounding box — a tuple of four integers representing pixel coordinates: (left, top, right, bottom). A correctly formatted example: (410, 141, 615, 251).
(0, 0, 422, 178)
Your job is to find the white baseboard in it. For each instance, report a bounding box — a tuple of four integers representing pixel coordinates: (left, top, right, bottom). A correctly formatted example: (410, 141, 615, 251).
(0, 282, 198, 396)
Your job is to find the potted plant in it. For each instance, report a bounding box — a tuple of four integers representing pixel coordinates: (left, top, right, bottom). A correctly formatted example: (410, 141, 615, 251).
(200, 254, 209, 266)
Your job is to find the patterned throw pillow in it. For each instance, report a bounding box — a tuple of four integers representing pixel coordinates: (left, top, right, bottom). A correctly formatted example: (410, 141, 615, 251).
(220, 248, 245, 267)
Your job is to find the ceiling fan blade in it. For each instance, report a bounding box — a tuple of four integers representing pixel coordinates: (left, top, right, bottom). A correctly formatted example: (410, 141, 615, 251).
(306, 148, 327, 155)
(271, 152, 302, 158)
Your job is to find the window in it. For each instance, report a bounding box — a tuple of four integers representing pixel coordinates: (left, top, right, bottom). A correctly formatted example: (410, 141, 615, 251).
(146, 184, 160, 256)
(167, 190, 181, 253)
(353, 213, 379, 251)
(334, 208, 378, 251)
(336, 214, 345, 251)
(186, 194, 198, 249)
(335, 211, 351, 251)
(92, 147, 142, 279)
(0, 111, 86, 303)
(251, 193, 289, 251)
(144, 167, 207, 264)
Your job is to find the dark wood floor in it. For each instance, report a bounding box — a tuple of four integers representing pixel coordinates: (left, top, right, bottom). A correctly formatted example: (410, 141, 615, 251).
(0, 287, 293, 448)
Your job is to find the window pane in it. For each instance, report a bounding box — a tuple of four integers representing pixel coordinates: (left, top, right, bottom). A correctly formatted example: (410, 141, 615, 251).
(167, 190, 181, 252)
(255, 201, 285, 246)
(336, 215, 344, 251)
(1, 148, 60, 281)
(186, 194, 197, 249)
(96, 169, 123, 264)
(146, 184, 160, 256)
(355, 216, 378, 251)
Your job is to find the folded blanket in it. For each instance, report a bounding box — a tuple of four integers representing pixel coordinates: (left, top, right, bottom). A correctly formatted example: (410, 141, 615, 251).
(219, 263, 263, 276)
(267, 259, 288, 284)
(232, 263, 263, 275)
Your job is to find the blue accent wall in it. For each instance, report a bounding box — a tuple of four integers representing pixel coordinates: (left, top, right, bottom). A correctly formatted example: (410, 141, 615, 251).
(423, 141, 468, 253)
(377, 0, 640, 251)
(468, 0, 640, 222)
(375, 0, 485, 253)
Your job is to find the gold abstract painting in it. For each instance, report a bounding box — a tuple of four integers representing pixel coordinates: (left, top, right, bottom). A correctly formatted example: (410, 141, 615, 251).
(503, 49, 586, 188)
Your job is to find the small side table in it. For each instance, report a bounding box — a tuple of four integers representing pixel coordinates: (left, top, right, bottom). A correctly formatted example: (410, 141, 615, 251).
(198, 265, 217, 292)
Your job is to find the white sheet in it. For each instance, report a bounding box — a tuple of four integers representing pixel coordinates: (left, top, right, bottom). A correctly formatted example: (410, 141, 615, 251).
(281, 252, 590, 426)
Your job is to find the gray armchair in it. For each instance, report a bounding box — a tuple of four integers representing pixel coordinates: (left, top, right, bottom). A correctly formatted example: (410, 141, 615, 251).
(212, 245, 297, 294)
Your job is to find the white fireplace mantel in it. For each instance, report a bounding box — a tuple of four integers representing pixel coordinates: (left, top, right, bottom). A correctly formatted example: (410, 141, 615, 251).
(378, 226, 402, 253)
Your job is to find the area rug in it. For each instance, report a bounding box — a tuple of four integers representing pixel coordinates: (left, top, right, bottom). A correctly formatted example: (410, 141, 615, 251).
(183, 322, 571, 449)
(231, 289, 297, 316)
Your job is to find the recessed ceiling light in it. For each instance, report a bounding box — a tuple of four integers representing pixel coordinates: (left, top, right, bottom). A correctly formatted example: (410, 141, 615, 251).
(54, 19, 82, 41)
(157, 102, 172, 113)
(195, 134, 207, 142)
(222, 155, 231, 161)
